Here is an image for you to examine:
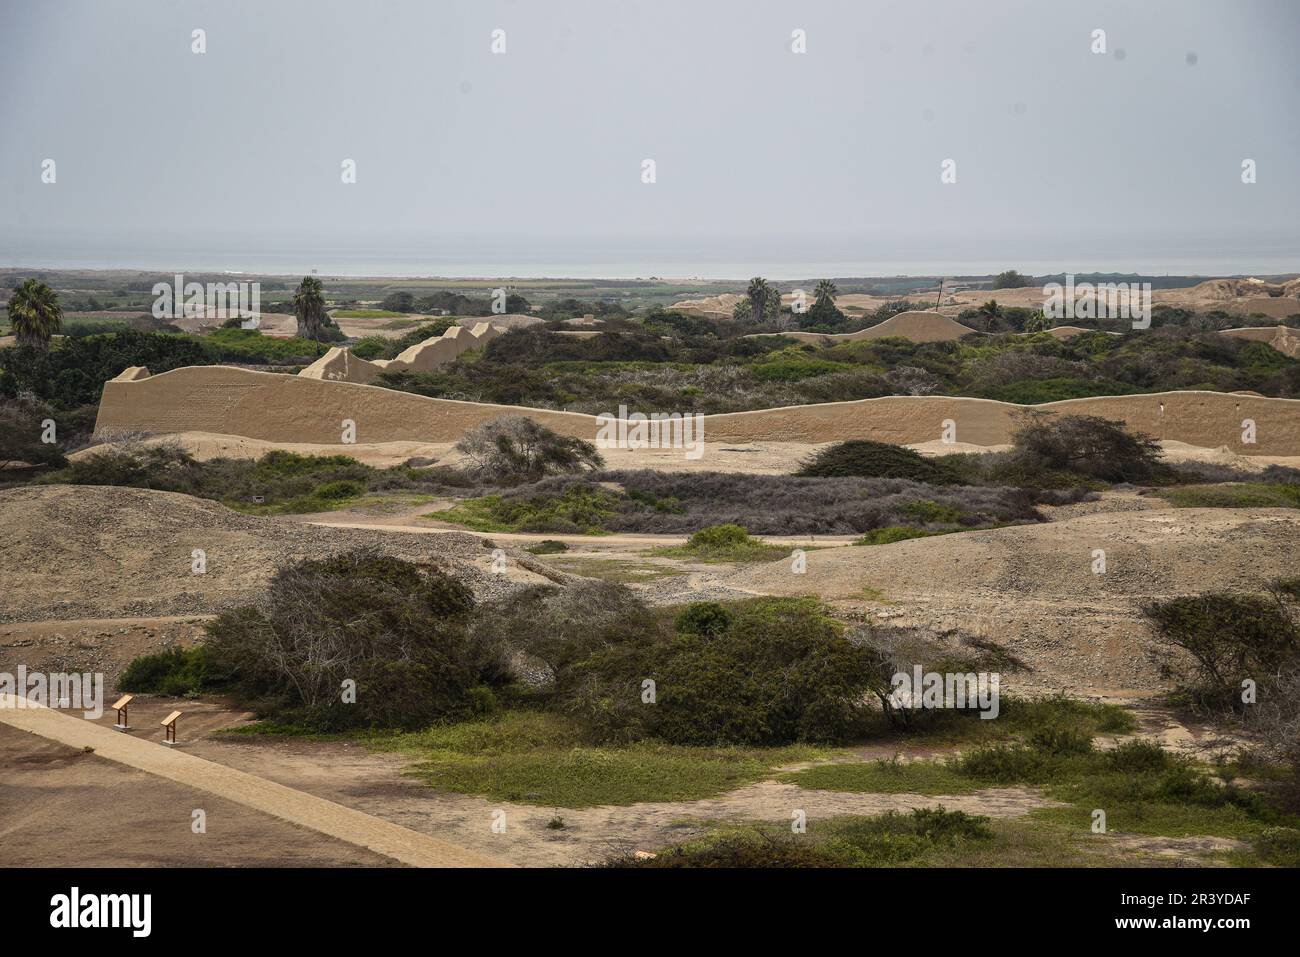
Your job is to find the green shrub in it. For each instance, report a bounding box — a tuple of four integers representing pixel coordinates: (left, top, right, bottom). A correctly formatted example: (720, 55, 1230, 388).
(1105, 739, 1173, 773)
(1156, 483, 1300, 509)
(118, 646, 214, 696)
(437, 485, 618, 534)
(646, 598, 877, 746)
(655, 524, 788, 562)
(797, 440, 959, 483)
(455, 415, 603, 482)
(311, 479, 365, 501)
(854, 525, 947, 546)
(1144, 589, 1300, 708)
(1009, 412, 1166, 484)
(1028, 724, 1093, 757)
(607, 807, 993, 868)
(686, 524, 749, 549)
(524, 539, 569, 555)
(203, 550, 499, 730)
(958, 744, 1048, 784)
(1254, 827, 1300, 866)
(900, 499, 963, 524)
(674, 602, 733, 638)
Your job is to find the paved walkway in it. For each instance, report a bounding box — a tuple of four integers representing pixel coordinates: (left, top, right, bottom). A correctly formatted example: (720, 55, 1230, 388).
(0, 695, 507, 868)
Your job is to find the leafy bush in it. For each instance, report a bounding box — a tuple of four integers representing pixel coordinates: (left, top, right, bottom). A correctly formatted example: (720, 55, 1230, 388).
(0, 394, 70, 469)
(654, 524, 787, 562)
(674, 602, 733, 638)
(202, 550, 499, 730)
(524, 539, 569, 555)
(436, 484, 618, 534)
(854, 525, 948, 546)
(0, 330, 207, 409)
(36, 446, 478, 512)
(1144, 587, 1300, 709)
(797, 440, 959, 483)
(957, 744, 1049, 783)
(1254, 827, 1300, 866)
(118, 646, 215, 696)
(456, 415, 604, 482)
(1009, 412, 1166, 483)
(642, 598, 878, 746)
(482, 589, 879, 747)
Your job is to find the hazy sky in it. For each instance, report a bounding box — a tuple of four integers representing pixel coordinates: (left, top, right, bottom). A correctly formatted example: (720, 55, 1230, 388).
(1, 0, 1297, 274)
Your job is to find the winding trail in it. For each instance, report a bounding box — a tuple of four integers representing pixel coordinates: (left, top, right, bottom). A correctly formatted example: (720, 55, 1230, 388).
(0, 695, 507, 868)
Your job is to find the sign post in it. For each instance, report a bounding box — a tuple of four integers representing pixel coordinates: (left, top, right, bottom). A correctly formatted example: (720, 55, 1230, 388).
(161, 710, 182, 746)
(112, 694, 134, 731)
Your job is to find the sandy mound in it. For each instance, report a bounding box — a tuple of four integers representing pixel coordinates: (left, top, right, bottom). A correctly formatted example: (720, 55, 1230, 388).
(69, 432, 457, 468)
(725, 508, 1300, 693)
(751, 311, 977, 344)
(0, 485, 567, 624)
(668, 293, 744, 319)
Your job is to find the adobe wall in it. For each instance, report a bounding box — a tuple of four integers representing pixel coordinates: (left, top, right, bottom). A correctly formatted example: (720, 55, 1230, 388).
(94, 365, 1300, 455)
(298, 322, 505, 384)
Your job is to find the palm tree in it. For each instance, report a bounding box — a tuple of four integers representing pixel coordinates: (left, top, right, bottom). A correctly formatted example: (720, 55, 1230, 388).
(746, 277, 773, 324)
(814, 279, 838, 307)
(293, 276, 327, 340)
(8, 279, 63, 350)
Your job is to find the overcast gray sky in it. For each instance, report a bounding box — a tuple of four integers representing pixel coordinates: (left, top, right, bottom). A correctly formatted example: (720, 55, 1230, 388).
(1, 0, 1296, 274)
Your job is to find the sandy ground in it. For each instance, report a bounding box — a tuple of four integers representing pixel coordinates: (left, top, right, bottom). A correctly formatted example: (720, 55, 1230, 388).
(2, 485, 1274, 867)
(0, 485, 569, 626)
(2, 693, 1241, 868)
(721, 507, 1300, 694)
(0, 696, 503, 867)
(0, 722, 395, 867)
(71, 430, 1300, 475)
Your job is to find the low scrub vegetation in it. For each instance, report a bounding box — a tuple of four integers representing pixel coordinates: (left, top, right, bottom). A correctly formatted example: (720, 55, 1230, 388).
(1155, 480, 1300, 509)
(606, 807, 995, 868)
(651, 524, 789, 563)
(370, 710, 822, 807)
(797, 440, 960, 483)
(203, 551, 502, 730)
(370, 321, 1300, 414)
(455, 415, 604, 482)
(37, 444, 470, 513)
(433, 470, 1068, 536)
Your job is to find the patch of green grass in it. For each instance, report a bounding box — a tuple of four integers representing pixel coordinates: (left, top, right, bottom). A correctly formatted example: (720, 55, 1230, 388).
(432, 486, 617, 534)
(780, 758, 980, 795)
(524, 539, 569, 555)
(1030, 802, 1270, 841)
(854, 525, 952, 546)
(651, 523, 789, 563)
(607, 807, 996, 867)
(369, 711, 826, 807)
(1155, 482, 1300, 509)
(545, 556, 686, 584)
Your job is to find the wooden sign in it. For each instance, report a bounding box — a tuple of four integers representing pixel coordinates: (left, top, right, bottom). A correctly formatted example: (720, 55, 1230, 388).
(161, 710, 182, 745)
(112, 694, 135, 731)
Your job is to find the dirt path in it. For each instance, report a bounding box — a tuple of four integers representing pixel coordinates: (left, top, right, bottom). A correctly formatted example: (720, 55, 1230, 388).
(0, 695, 506, 868)
(304, 517, 859, 549)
